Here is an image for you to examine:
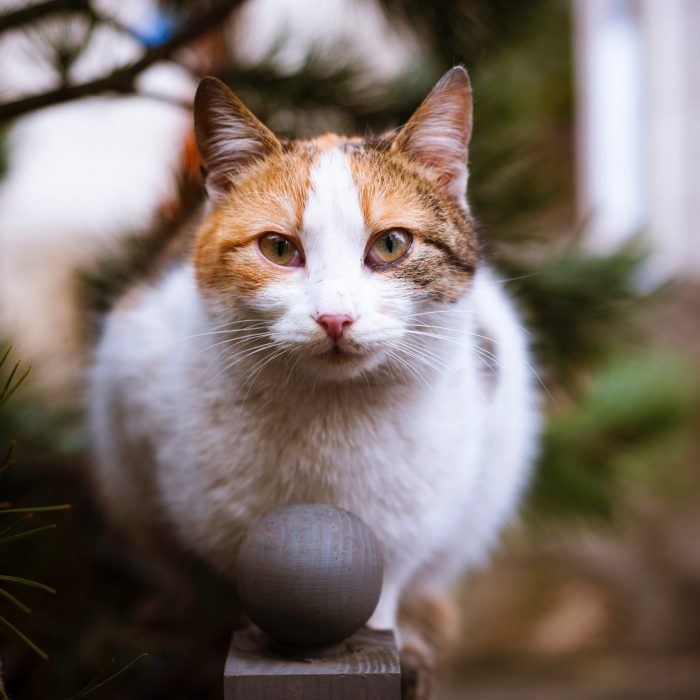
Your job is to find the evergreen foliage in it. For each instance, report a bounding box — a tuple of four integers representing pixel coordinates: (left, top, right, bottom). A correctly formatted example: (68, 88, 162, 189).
(0, 349, 64, 693)
(0, 347, 148, 700)
(530, 350, 699, 522)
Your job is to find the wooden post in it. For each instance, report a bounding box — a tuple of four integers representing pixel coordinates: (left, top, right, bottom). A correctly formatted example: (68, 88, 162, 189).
(224, 626, 400, 699)
(223, 504, 402, 699)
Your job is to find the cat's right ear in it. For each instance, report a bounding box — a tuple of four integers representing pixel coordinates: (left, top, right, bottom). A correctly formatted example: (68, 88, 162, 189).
(392, 67, 472, 206)
(194, 77, 281, 204)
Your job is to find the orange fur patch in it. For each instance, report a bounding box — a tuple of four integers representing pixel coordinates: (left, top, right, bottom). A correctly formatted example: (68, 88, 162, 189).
(348, 149, 478, 302)
(195, 133, 478, 304)
(195, 151, 311, 295)
(349, 155, 433, 236)
(308, 133, 344, 152)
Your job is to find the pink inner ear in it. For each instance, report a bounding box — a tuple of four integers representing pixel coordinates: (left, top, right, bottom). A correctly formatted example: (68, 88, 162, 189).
(406, 119, 469, 189)
(394, 68, 473, 201)
(194, 77, 280, 202)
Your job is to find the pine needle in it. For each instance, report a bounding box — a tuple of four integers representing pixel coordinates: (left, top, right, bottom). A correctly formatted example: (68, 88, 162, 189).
(0, 523, 57, 545)
(0, 615, 48, 660)
(0, 587, 31, 614)
(0, 505, 71, 514)
(69, 658, 117, 696)
(0, 514, 33, 537)
(67, 653, 148, 699)
(0, 576, 56, 595)
(1, 362, 19, 398)
(0, 440, 15, 479)
(0, 363, 30, 408)
(0, 346, 11, 370)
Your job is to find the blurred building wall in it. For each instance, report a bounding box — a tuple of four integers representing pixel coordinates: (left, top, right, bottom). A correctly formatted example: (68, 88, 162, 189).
(575, 0, 700, 281)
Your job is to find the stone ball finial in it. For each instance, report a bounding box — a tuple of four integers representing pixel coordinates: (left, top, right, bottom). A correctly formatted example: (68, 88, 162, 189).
(236, 503, 383, 647)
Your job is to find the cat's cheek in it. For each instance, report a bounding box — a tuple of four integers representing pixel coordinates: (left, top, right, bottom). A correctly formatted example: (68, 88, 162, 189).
(250, 281, 316, 338)
(196, 245, 283, 300)
(388, 252, 473, 305)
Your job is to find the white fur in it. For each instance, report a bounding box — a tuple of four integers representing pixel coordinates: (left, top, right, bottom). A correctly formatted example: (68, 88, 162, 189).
(88, 148, 539, 633)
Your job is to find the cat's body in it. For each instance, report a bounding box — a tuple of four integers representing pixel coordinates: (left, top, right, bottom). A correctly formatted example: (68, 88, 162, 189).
(88, 68, 538, 697)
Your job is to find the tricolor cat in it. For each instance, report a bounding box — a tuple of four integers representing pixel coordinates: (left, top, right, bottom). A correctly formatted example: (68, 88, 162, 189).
(88, 67, 539, 698)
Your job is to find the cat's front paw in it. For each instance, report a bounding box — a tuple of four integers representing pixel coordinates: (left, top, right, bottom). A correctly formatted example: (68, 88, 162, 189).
(398, 591, 459, 699)
(400, 645, 435, 700)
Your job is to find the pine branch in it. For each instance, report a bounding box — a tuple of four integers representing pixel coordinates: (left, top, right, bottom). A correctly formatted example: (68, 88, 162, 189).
(0, 0, 88, 33)
(0, 347, 65, 685)
(0, 0, 246, 123)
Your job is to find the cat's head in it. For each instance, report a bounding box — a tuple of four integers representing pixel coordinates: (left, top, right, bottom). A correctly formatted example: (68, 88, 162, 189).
(192, 68, 479, 382)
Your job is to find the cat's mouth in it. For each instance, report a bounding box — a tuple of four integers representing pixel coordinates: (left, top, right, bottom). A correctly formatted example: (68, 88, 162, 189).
(302, 341, 385, 380)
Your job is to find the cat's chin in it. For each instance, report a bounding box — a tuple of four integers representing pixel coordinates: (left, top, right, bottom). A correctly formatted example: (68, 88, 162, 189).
(301, 346, 385, 382)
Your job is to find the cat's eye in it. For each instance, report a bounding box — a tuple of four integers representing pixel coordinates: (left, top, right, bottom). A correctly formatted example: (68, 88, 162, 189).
(365, 229, 413, 269)
(258, 233, 303, 267)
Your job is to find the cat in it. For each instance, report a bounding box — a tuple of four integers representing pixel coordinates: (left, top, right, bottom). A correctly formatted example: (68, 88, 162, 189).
(88, 67, 539, 699)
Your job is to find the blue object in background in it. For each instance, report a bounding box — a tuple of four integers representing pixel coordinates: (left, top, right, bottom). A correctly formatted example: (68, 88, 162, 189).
(131, 10, 176, 48)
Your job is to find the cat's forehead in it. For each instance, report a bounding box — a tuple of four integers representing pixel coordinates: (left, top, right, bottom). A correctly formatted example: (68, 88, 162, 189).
(282, 135, 431, 238)
(282, 133, 383, 157)
(212, 134, 431, 240)
(302, 146, 367, 254)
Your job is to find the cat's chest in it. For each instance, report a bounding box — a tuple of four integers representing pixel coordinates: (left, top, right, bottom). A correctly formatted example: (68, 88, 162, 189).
(186, 376, 480, 511)
(213, 394, 419, 471)
(157, 350, 487, 566)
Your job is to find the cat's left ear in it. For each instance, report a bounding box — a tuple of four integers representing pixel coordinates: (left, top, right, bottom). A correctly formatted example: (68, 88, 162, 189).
(392, 67, 473, 204)
(194, 76, 281, 204)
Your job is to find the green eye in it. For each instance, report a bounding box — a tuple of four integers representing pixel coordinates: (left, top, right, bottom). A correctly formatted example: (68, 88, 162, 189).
(366, 229, 413, 268)
(258, 233, 303, 267)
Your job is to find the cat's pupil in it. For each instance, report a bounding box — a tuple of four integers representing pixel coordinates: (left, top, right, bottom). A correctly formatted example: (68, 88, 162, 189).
(276, 240, 286, 258)
(385, 234, 395, 253)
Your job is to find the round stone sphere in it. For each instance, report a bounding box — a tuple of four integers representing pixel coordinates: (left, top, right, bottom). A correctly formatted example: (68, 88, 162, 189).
(236, 503, 383, 647)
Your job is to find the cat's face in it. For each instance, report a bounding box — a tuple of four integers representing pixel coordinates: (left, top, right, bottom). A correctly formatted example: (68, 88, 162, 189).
(193, 69, 478, 381)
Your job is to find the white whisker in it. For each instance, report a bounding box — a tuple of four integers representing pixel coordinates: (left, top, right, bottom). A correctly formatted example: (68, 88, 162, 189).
(404, 329, 464, 346)
(209, 341, 281, 384)
(199, 332, 275, 356)
(385, 347, 432, 394)
(172, 322, 270, 345)
(240, 348, 289, 405)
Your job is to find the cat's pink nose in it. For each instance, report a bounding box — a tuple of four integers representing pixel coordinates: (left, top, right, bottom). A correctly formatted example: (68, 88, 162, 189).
(315, 314, 354, 342)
